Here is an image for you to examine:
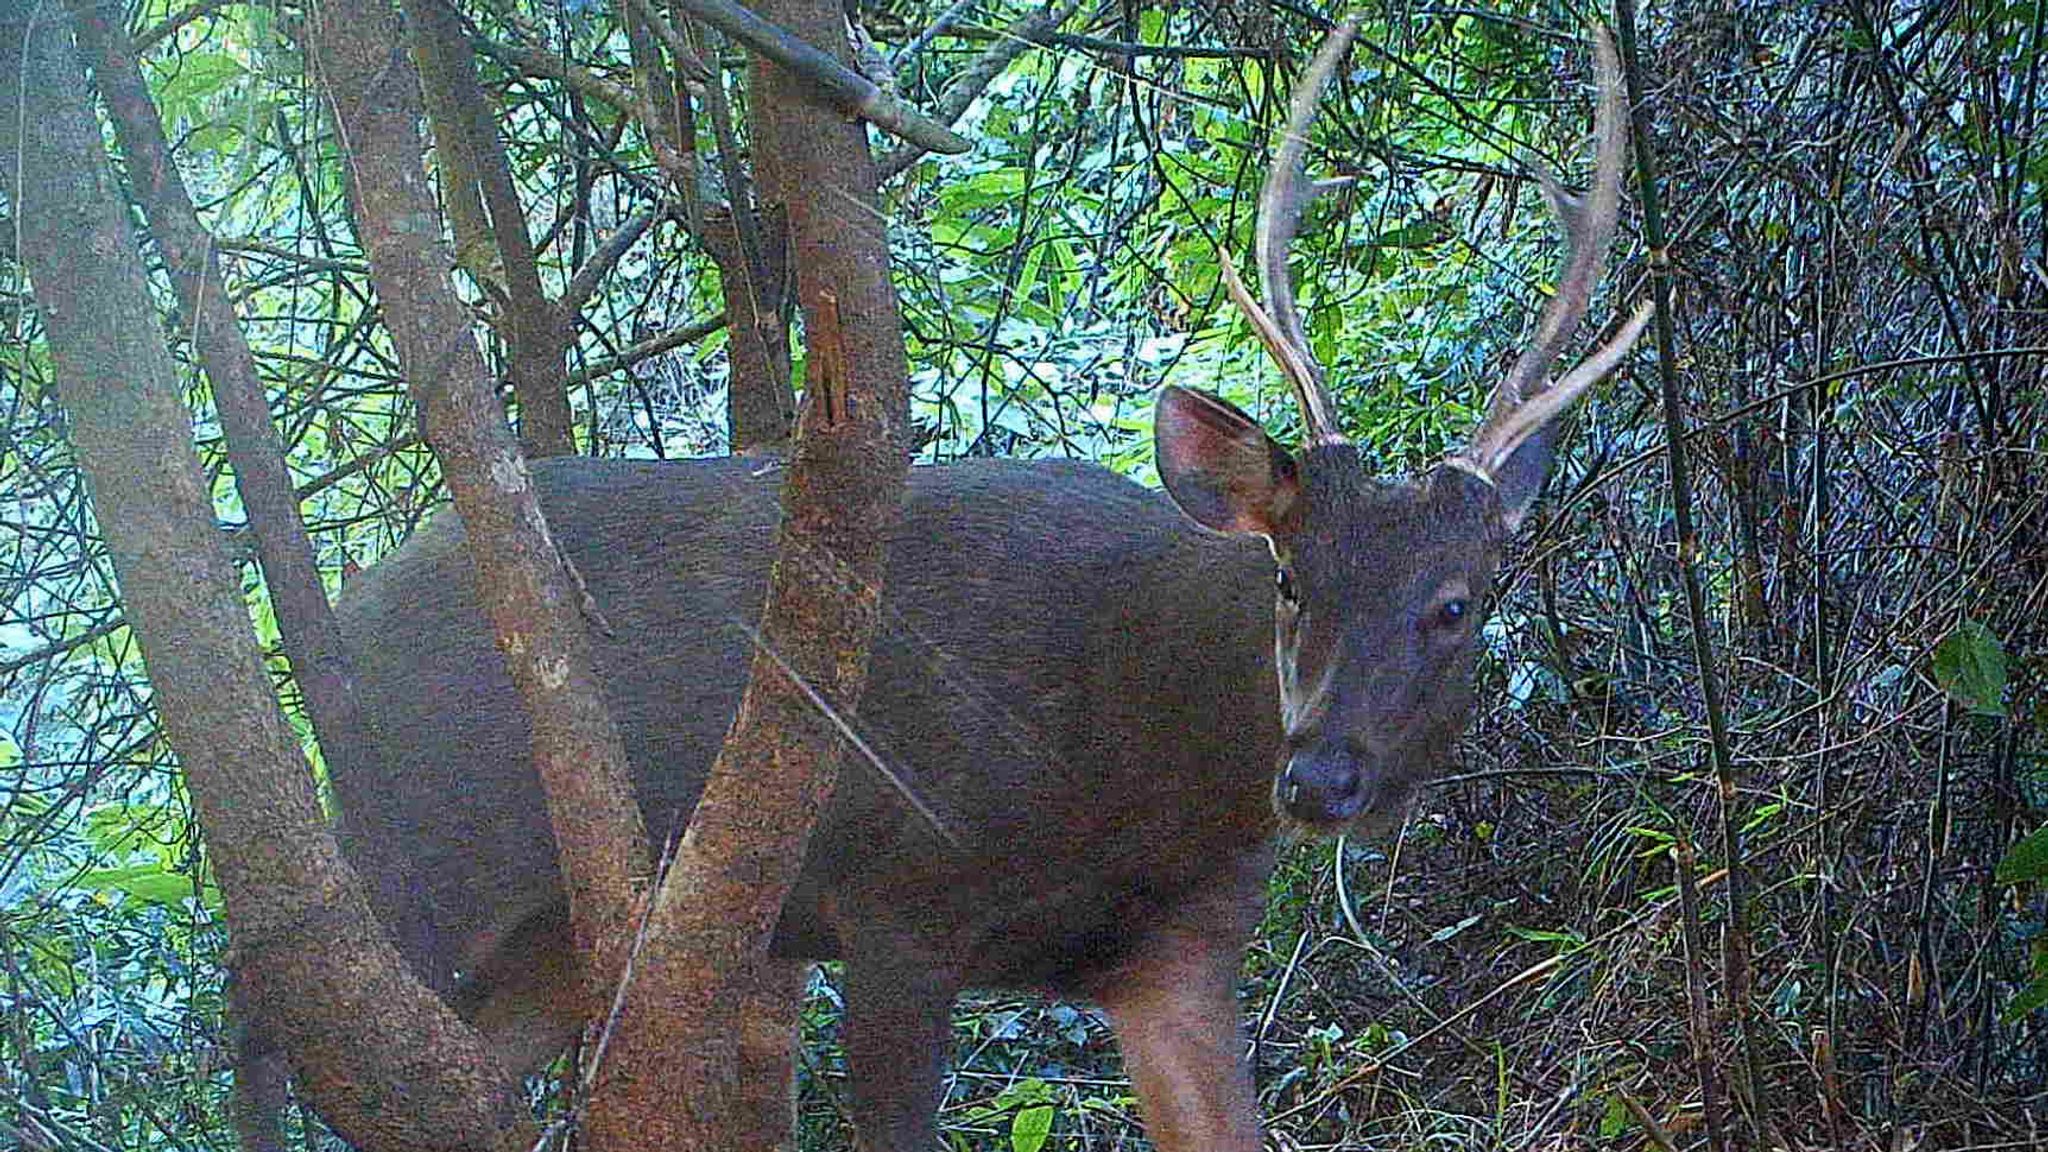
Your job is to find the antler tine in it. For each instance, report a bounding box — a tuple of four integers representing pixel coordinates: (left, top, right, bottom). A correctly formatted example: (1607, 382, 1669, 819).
(1473, 300, 1653, 467)
(1478, 25, 1629, 442)
(1225, 15, 1361, 446)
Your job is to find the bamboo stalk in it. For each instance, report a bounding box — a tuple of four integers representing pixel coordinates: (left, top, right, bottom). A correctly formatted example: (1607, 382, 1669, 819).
(1612, 0, 1774, 1138)
(1672, 839, 1730, 1152)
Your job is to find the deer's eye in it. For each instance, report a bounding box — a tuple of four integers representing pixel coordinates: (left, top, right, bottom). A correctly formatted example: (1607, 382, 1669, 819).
(1276, 566, 1300, 606)
(1435, 597, 1471, 628)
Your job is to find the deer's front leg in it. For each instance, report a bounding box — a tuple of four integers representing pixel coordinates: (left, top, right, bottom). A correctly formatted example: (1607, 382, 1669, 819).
(734, 955, 810, 1152)
(840, 940, 960, 1152)
(1098, 948, 1261, 1152)
(1094, 857, 1268, 1152)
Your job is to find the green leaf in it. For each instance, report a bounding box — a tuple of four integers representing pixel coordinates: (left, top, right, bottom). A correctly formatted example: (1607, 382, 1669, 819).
(1371, 220, 1445, 249)
(1932, 620, 2006, 715)
(2000, 974, 2048, 1023)
(1996, 825, 2048, 885)
(1009, 1104, 1054, 1152)
(1428, 912, 1483, 943)
(80, 865, 197, 908)
(993, 1078, 1055, 1109)
(156, 51, 248, 128)
(1505, 925, 1584, 945)
(1599, 1093, 1630, 1139)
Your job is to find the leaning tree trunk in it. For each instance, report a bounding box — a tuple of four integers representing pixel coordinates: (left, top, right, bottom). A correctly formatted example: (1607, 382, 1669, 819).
(69, 0, 377, 827)
(0, 14, 532, 1152)
(306, 0, 653, 1014)
(621, 0, 797, 452)
(67, 10, 385, 1148)
(579, 0, 913, 1142)
(406, 0, 578, 458)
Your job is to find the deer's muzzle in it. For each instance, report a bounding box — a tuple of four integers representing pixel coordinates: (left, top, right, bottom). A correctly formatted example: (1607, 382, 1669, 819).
(1276, 744, 1367, 828)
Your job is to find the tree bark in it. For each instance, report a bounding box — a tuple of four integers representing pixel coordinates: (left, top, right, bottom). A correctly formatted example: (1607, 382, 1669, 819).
(68, 0, 376, 810)
(624, 0, 796, 451)
(703, 202, 796, 452)
(306, 0, 651, 1010)
(224, 971, 290, 1152)
(685, 14, 796, 452)
(406, 0, 577, 458)
(0, 14, 531, 1152)
(579, 0, 912, 1142)
(67, 11, 391, 1144)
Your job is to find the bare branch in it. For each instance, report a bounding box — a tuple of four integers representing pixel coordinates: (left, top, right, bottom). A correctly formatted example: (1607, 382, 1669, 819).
(408, 0, 575, 456)
(561, 206, 659, 315)
(876, 4, 1073, 181)
(472, 23, 703, 192)
(132, 0, 234, 53)
(567, 311, 728, 385)
(668, 0, 971, 154)
(622, 0, 715, 82)
(948, 21, 1277, 60)
(471, 31, 642, 117)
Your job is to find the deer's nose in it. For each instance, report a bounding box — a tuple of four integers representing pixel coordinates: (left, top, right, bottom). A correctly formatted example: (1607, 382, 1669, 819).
(1278, 746, 1366, 827)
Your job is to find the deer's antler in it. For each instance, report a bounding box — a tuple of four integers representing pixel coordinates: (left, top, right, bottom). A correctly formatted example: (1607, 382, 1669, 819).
(1220, 15, 1361, 447)
(1465, 26, 1653, 474)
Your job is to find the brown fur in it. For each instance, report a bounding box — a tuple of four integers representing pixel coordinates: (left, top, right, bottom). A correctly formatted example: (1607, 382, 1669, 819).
(333, 441, 1524, 1151)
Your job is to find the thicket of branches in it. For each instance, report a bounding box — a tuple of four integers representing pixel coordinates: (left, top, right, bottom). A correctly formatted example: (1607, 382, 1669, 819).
(2, 0, 2043, 1148)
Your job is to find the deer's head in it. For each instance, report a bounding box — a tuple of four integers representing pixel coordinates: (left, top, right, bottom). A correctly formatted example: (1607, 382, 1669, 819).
(1157, 22, 1652, 834)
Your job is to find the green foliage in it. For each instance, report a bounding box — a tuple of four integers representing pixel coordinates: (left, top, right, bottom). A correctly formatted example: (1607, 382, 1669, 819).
(2003, 965, 2048, 1022)
(1997, 826, 2048, 1022)
(1007, 1102, 1054, 1152)
(954, 1077, 1058, 1152)
(1932, 620, 2008, 717)
(1997, 824, 2048, 886)
(1598, 1092, 1630, 1140)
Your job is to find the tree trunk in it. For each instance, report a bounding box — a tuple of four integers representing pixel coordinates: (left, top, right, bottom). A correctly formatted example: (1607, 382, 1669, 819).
(224, 972, 290, 1152)
(68, 11, 390, 1144)
(703, 202, 797, 452)
(306, 0, 651, 1009)
(621, 0, 796, 452)
(69, 0, 377, 818)
(0, 14, 531, 1152)
(406, 0, 577, 458)
(580, 0, 912, 1142)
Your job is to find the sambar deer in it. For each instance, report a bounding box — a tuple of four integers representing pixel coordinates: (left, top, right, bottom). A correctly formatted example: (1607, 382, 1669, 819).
(331, 21, 1648, 1151)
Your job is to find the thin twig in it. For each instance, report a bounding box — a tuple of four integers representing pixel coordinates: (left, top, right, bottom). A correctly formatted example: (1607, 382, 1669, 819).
(877, 4, 1073, 179)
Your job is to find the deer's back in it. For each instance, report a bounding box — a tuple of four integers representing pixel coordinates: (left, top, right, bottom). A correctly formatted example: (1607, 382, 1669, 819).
(332, 455, 1277, 1045)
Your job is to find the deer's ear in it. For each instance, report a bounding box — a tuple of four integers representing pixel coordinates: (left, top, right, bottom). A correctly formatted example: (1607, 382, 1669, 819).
(1485, 420, 1560, 531)
(1469, 301, 1654, 530)
(1155, 386, 1301, 538)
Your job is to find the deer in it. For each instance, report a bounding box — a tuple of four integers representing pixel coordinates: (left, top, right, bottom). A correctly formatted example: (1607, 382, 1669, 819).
(328, 21, 1649, 1152)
